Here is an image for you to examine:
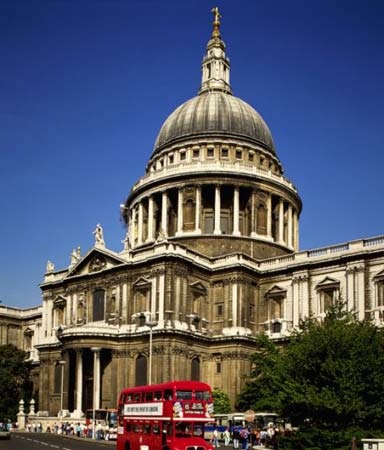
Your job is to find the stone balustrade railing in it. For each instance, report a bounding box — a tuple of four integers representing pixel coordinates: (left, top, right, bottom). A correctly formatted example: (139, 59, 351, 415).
(129, 234, 384, 272)
(131, 160, 298, 193)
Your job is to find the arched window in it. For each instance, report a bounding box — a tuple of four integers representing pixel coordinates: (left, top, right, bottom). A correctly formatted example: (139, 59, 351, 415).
(135, 355, 147, 386)
(93, 289, 105, 322)
(191, 357, 200, 381)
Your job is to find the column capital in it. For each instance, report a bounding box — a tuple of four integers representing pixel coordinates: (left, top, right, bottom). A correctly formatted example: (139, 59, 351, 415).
(90, 347, 102, 353)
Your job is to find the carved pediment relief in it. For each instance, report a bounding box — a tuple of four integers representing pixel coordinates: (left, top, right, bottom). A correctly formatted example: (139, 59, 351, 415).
(265, 285, 286, 298)
(89, 255, 107, 273)
(53, 295, 67, 308)
(315, 276, 340, 290)
(190, 281, 207, 295)
(133, 277, 151, 291)
(66, 248, 125, 278)
(373, 269, 384, 281)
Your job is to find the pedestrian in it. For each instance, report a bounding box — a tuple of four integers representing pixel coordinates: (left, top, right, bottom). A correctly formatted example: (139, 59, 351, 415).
(232, 427, 240, 449)
(212, 427, 220, 448)
(223, 427, 230, 446)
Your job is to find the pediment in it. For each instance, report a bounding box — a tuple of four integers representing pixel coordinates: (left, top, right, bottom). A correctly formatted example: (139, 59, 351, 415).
(67, 248, 125, 277)
(133, 276, 151, 290)
(373, 269, 384, 281)
(315, 276, 340, 290)
(53, 295, 67, 308)
(190, 281, 207, 294)
(24, 327, 34, 336)
(266, 285, 287, 297)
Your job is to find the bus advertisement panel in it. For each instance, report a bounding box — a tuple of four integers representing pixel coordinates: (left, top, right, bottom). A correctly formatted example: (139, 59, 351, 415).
(117, 380, 215, 450)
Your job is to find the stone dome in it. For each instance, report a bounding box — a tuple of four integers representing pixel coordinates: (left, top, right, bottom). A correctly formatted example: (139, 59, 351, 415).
(153, 91, 275, 154)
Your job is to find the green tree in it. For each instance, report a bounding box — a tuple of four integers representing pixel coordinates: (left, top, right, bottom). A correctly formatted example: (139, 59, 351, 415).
(0, 344, 33, 421)
(212, 388, 232, 414)
(238, 302, 384, 432)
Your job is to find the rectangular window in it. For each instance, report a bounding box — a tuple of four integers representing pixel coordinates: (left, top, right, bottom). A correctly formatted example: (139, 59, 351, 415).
(133, 393, 141, 402)
(169, 154, 174, 164)
(180, 151, 186, 161)
(143, 424, 151, 434)
(154, 391, 162, 401)
(145, 391, 153, 401)
(216, 362, 222, 373)
(207, 147, 214, 158)
(248, 152, 254, 162)
(164, 389, 173, 400)
(176, 390, 193, 400)
(153, 424, 160, 434)
(193, 148, 200, 158)
(221, 148, 229, 158)
(236, 149, 242, 159)
(217, 304, 223, 318)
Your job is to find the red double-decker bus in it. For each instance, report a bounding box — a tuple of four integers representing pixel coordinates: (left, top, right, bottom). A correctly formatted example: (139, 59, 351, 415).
(117, 380, 215, 450)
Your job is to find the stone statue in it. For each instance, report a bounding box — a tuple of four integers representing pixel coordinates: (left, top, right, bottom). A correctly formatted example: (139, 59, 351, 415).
(122, 233, 130, 251)
(93, 223, 105, 247)
(70, 249, 78, 265)
(46, 260, 54, 273)
(77, 246, 81, 258)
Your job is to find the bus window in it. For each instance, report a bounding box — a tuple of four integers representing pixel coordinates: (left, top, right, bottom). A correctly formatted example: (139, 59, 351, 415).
(153, 424, 160, 434)
(126, 423, 132, 432)
(164, 389, 173, 400)
(133, 393, 141, 402)
(143, 424, 151, 434)
(193, 423, 204, 437)
(145, 392, 153, 401)
(176, 390, 192, 400)
(154, 391, 162, 400)
(195, 390, 211, 401)
(133, 424, 141, 433)
(126, 393, 133, 401)
(175, 422, 192, 437)
(163, 421, 172, 436)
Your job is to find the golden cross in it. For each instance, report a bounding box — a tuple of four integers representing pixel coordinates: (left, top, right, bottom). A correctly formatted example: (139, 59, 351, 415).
(211, 6, 222, 37)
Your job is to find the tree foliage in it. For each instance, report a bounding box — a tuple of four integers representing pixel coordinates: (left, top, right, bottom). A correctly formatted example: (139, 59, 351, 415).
(212, 388, 232, 414)
(0, 344, 33, 421)
(238, 302, 384, 432)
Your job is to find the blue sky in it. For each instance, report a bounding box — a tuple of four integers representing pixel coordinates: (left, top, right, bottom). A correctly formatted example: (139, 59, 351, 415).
(1, 0, 383, 308)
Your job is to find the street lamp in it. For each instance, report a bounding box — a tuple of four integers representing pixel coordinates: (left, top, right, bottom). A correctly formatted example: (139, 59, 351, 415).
(146, 320, 157, 385)
(58, 360, 66, 416)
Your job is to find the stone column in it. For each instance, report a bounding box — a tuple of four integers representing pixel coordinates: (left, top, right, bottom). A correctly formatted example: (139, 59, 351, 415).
(278, 198, 284, 244)
(346, 267, 355, 312)
(74, 349, 83, 417)
(175, 275, 181, 320)
(130, 207, 136, 248)
(151, 275, 157, 320)
(250, 190, 257, 237)
(232, 281, 238, 327)
(177, 188, 183, 234)
(66, 294, 72, 326)
(301, 275, 309, 319)
(147, 196, 154, 242)
(195, 185, 202, 233)
(161, 191, 168, 236)
(357, 265, 365, 320)
(91, 347, 101, 410)
(233, 186, 241, 236)
(214, 185, 221, 235)
(292, 277, 299, 327)
(122, 282, 128, 323)
(137, 203, 143, 245)
(158, 272, 165, 325)
(266, 193, 272, 239)
(287, 204, 293, 248)
(294, 211, 299, 250)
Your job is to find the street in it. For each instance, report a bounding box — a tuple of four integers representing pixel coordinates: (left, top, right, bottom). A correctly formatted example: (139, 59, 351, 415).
(0, 433, 115, 450)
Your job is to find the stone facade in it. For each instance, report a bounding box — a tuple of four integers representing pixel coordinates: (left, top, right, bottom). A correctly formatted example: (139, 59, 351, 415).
(2, 12, 384, 415)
